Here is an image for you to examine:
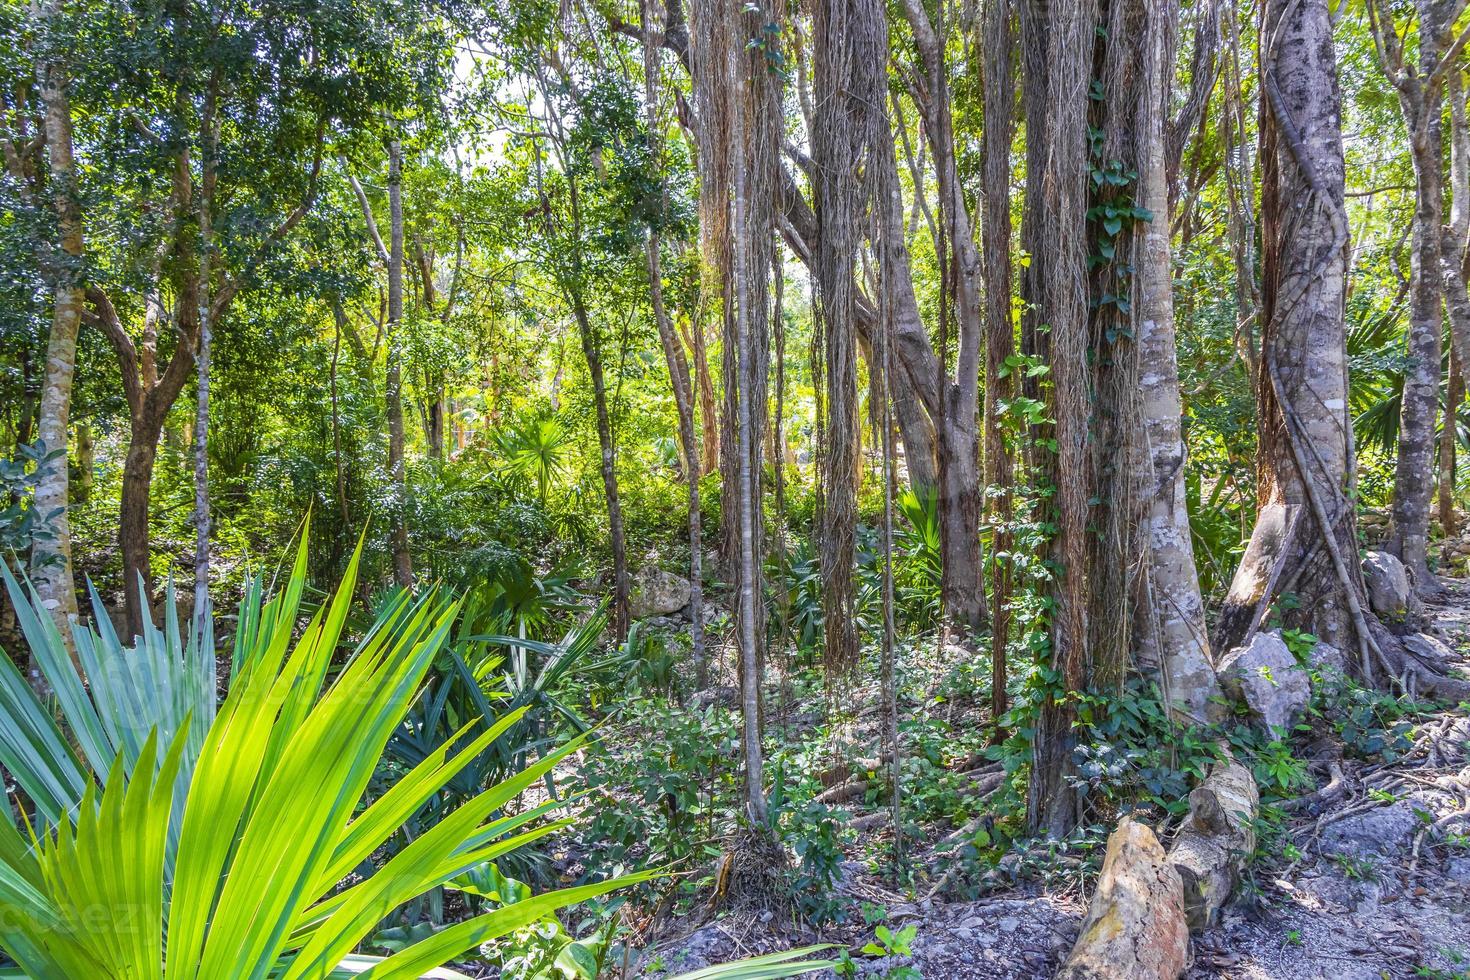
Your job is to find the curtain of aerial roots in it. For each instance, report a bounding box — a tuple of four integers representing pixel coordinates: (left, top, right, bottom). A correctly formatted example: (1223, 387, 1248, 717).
(1087, 0, 1152, 697)
(1021, 0, 1097, 837)
(813, 0, 887, 678)
(981, 0, 1016, 725)
(691, 0, 780, 825)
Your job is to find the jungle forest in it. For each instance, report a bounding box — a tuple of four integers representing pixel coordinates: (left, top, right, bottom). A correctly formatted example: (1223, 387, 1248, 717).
(5, 0, 1470, 976)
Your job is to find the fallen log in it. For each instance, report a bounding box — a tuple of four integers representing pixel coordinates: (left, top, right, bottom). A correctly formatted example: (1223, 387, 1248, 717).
(1165, 759, 1259, 932)
(1056, 817, 1188, 980)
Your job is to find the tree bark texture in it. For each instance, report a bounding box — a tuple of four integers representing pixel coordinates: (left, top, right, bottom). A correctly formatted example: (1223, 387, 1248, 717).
(31, 21, 83, 658)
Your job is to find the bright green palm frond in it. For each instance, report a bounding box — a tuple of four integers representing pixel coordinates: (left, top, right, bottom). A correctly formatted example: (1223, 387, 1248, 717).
(666, 946, 838, 980)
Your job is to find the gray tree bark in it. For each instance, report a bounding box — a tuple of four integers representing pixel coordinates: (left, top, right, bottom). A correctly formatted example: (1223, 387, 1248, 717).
(31, 10, 83, 661)
(386, 137, 413, 591)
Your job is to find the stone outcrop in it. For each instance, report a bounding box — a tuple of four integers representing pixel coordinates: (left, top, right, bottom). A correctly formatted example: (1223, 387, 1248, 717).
(1217, 631, 1310, 734)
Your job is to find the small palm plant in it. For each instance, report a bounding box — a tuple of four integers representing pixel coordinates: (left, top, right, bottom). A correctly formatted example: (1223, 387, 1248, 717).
(0, 533, 647, 978)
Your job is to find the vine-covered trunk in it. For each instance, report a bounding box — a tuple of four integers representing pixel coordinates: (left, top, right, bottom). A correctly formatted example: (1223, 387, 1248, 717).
(1216, 0, 1367, 660)
(1021, 0, 1093, 837)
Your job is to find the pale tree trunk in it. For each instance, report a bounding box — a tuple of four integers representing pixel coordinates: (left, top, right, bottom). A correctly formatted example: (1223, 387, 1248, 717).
(1370, 0, 1459, 594)
(386, 138, 413, 590)
(1134, 0, 1223, 723)
(1389, 122, 1445, 591)
(1439, 71, 1470, 536)
(980, 0, 1015, 725)
(31, 17, 82, 662)
(193, 95, 217, 620)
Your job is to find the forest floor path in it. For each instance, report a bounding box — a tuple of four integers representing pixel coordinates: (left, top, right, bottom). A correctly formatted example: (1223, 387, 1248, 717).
(645, 584, 1470, 979)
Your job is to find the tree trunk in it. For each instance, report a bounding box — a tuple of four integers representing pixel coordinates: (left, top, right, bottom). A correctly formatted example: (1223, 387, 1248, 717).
(120, 423, 161, 638)
(193, 99, 217, 620)
(812, 0, 884, 675)
(1388, 124, 1445, 592)
(1134, 0, 1223, 723)
(30, 13, 82, 661)
(1216, 0, 1370, 665)
(981, 0, 1015, 725)
(1021, 0, 1094, 837)
(386, 137, 413, 591)
(1440, 350, 1461, 536)
(641, 0, 707, 685)
(73, 422, 93, 503)
(900, 0, 986, 638)
(571, 294, 631, 642)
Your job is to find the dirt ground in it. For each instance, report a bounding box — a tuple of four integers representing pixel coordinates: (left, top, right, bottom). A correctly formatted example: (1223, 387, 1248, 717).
(634, 583, 1470, 979)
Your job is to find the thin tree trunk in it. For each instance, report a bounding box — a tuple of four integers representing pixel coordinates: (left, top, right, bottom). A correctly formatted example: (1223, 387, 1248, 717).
(980, 0, 1015, 727)
(193, 94, 217, 620)
(1440, 350, 1461, 536)
(571, 294, 631, 641)
(30, 7, 82, 662)
(642, 0, 705, 684)
(386, 137, 413, 590)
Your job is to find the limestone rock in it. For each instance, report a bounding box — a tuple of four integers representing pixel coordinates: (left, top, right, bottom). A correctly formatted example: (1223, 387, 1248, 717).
(1363, 550, 1412, 620)
(1167, 760, 1259, 931)
(1320, 802, 1420, 858)
(1308, 640, 1348, 677)
(1217, 631, 1310, 735)
(1057, 818, 1188, 980)
(629, 568, 691, 619)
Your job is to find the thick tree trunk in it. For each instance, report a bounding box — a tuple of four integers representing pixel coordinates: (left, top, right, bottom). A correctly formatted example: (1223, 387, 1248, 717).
(1022, 0, 1094, 837)
(900, 0, 985, 637)
(31, 19, 82, 660)
(386, 138, 413, 591)
(812, 0, 884, 675)
(1216, 0, 1370, 664)
(1134, 0, 1222, 723)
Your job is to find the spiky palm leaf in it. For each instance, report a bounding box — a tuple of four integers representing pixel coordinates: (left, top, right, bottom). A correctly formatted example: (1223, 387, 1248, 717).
(0, 533, 647, 978)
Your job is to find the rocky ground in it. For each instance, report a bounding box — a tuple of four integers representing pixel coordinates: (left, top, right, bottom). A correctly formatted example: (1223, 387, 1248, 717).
(634, 580, 1470, 979)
